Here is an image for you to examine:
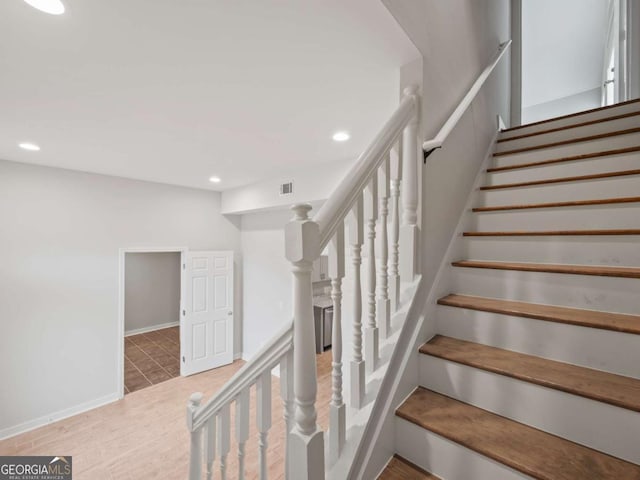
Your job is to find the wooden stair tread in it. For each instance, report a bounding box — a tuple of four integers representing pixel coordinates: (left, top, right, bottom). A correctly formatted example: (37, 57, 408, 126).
(437, 294, 640, 334)
(472, 196, 640, 212)
(501, 98, 640, 133)
(463, 229, 640, 236)
(378, 455, 440, 479)
(498, 111, 640, 143)
(420, 335, 640, 411)
(480, 169, 640, 190)
(487, 146, 640, 173)
(451, 260, 640, 278)
(397, 388, 640, 480)
(494, 127, 640, 157)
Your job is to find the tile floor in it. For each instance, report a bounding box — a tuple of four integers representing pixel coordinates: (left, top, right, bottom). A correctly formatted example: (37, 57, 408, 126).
(124, 326, 180, 393)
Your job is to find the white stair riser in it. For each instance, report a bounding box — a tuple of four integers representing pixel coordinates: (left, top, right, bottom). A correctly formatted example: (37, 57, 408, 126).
(486, 151, 640, 185)
(395, 417, 532, 480)
(478, 175, 640, 205)
(462, 237, 640, 267)
(450, 268, 640, 314)
(418, 356, 640, 465)
(493, 131, 640, 167)
(435, 306, 640, 378)
(499, 102, 640, 140)
(496, 114, 640, 153)
(469, 205, 640, 231)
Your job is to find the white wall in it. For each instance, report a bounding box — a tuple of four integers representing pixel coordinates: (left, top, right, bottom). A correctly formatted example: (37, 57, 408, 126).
(522, 0, 608, 118)
(221, 158, 354, 215)
(124, 252, 181, 335)
(0, 160, 242, 438)
(364, 1, 511, 476)
(385, 0, 511, 290)
(239, 210, 293, 359)
(522, 87, 602, 124)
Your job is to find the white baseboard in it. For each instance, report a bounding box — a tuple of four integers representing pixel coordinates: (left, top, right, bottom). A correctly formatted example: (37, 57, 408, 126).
(234, 352, 243, 361)
(0, 392, 120, 441)
(125, 321, 179, 337)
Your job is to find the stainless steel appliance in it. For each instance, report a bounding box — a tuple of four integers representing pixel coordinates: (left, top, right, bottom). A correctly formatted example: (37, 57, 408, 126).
(313, 304, 333, 353)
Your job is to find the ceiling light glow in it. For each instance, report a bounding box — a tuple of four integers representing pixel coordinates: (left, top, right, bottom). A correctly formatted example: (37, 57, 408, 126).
(23, 0, 65, 15)
(332, 131, 350, 142)
(209, 176, 222, 183)
(19, 142, 41, 151)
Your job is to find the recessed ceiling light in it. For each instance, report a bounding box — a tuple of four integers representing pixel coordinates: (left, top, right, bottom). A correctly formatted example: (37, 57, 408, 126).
(23, 0, 65, 14)
(19, 142, 41, 151)
(332, 131, 350, 142)
(209, 176, 221, 183)
(23, 0, 65, 15)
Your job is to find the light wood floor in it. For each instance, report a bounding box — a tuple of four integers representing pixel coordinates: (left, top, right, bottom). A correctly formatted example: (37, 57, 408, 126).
(0, 350, 333, 480)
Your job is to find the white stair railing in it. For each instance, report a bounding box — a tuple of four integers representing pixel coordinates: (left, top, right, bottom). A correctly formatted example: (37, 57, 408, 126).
(187, 85, 421, 480)
(186, 322, 294, 480)
(285, 85, 420, 478)
(348, 39, 512, 480)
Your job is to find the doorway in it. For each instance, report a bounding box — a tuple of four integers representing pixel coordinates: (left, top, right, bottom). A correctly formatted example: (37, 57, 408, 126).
(123, 251, 182, 394)
(118, 248, 235, 398)
(516, 0, 633, 125)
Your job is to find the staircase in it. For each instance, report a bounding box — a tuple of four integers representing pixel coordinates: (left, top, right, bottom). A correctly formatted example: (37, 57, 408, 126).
(380, 99, 640, 479)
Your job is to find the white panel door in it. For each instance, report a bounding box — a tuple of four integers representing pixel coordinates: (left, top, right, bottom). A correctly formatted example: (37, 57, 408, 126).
(181, 251, 234, 376)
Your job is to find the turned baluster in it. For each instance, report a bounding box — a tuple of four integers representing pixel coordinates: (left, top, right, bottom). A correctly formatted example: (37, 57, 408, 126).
(377, 155, 391, 338)
(280, 351, 294, 479)
(328, 223, 345, 460)
(235, 389, 250, 480)
(205, 416, 216, 480)
(390, 145, 402, 312)
(364, 172, 379, 372)
(256, 370, 272, 480)
(217, 403, 230, 480)
(348, 195, 365, 408)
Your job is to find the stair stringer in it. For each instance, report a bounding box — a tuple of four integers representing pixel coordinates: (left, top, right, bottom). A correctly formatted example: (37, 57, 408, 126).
(348, 128, 499, 480)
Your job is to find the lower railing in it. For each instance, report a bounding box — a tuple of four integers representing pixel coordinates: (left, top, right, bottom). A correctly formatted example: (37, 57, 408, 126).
(187, 85, 422, 479)
(186, 322, 294, 480)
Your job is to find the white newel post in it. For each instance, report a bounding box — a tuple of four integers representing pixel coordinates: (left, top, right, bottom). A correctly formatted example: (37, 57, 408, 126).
(400, 86, 420, 282)
(389, 146, 402, 312)
(348, 195, 365, 409)
(364, 172, 379, 373)
(328, 222, 345, 461)
(187, 392, 204, 480)
(284, 204, 325, 480)
(377, 155, 391, 338)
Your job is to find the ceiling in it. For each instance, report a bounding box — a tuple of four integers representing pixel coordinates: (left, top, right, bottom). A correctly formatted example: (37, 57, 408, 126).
(522, 0, 609, 108)
(0, 0, 418, 191)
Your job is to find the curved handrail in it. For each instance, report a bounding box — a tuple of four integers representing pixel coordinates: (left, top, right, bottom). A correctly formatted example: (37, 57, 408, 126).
(422, 40, 512, 155)
(190, 320, 293, 431)
(314, 87, 419, 250)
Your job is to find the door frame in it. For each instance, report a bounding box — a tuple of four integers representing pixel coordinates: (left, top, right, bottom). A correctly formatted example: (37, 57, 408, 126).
(117, 246, 188, 399)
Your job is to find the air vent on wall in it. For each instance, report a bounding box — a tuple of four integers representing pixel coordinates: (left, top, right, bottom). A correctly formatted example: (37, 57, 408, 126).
(280, 181, 293, 195)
